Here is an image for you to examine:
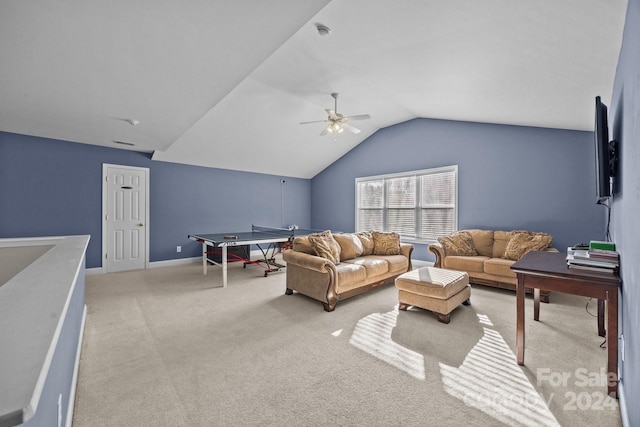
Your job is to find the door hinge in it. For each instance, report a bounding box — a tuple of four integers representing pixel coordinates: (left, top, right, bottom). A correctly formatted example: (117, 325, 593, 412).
(105, 253, 108, 259)
(105, 214, 108, 220)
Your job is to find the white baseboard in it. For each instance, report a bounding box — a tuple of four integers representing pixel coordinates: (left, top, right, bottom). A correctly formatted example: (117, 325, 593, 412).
(149, 257, 201, 269)
(411, 259, 434, 269)
(149, 251, 273, 269)
(89, 251, 277, 275)
(84, 267, 103, 276)
(619, 381, 629, 427)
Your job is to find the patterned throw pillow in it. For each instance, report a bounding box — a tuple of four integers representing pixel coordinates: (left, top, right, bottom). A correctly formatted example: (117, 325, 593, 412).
(308, 230, 341, 264)
(437, 231, 478, 256)
(503, 231, 553, 261)
(372, 231, 401, 255)
(355, 231, 375, 255)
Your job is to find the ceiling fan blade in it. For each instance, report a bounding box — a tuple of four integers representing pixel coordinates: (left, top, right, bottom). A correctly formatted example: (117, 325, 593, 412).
(342, 123, 362, 134)
(300, 119, 329, 125)
(343, 114, 371, 121)
(326, 109, 338, 120)
(320, 124, 332, 136)
(302, 94, 369, 134)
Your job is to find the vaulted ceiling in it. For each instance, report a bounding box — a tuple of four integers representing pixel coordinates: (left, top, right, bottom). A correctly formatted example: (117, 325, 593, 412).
(0, 1, 627, 178)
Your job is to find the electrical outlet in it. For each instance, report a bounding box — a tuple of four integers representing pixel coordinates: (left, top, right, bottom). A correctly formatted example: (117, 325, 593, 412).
(176, 246, 182, 253)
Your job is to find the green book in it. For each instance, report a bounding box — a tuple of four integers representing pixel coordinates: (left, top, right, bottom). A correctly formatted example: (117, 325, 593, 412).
(589, 241, 616, 251)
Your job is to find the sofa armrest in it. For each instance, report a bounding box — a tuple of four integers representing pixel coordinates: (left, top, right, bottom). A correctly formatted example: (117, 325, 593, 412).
(400, 243, 414, 270)
(428, 243, 445, 268)
(283, 249, 333, 273)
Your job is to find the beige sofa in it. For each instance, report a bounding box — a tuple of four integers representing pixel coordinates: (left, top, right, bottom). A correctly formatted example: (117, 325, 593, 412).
(283, 231, 413, 311)
(428, 229, 558, 302)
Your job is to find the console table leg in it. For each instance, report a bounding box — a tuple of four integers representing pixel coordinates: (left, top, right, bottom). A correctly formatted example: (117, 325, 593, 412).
(607, 290, 618, 398)
(598, 299, 606, 337)
(516, 275, 525, 365)
(534, 288, 540, 321)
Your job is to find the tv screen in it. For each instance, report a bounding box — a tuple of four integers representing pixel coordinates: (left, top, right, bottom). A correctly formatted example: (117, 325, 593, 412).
(594, 96, 611, 201)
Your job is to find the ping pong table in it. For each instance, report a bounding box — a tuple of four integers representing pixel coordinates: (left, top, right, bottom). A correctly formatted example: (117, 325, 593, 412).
(188, 225, 320, 287)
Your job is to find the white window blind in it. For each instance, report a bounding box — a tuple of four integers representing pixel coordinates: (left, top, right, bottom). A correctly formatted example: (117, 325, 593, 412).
(356, 166, 457, 241)
(357, 179, 384, 230)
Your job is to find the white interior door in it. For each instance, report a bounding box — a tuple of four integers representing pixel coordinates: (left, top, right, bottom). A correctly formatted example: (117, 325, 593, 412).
(103, 164, 149, 273)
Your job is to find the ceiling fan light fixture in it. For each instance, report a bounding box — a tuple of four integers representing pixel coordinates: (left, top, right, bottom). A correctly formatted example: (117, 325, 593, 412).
(300, 92, 370, 137)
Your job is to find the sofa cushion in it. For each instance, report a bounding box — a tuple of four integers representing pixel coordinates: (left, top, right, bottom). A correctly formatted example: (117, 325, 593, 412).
(372, 231, 401, 255)
(381, 254, 410, 274)
(484, 257, 517, 278)
(343, 256, 389, 278)
(492, 231, 512, 258)
(438, 231, 478, 256)
(443, 255, 489, 273)
(308, 230, 341, 264)
(503, 231, 553, 261)
(466, 229, 494, 257)
(292, 236, 315, 255)
(335, 262, 367, 285)
(334, 233, 364, 261)
(356, 231, 375, 255)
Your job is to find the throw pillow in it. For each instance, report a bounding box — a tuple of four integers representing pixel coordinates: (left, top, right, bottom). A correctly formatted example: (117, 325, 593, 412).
(372, 231, 401, 255)
(437, 231, 478, 256)
(292, 236, 315, 255)
(503, 231, 553, 261)
(333, 233, 364, 261)
(308, 230, 341, 264)
(355, 231, 375, 256)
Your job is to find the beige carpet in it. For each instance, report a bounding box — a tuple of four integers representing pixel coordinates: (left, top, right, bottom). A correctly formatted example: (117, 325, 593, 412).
(73, 260, 622, 427)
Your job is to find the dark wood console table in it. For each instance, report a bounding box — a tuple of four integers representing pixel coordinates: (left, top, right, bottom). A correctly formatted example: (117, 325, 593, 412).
(511, 251, 621, 398)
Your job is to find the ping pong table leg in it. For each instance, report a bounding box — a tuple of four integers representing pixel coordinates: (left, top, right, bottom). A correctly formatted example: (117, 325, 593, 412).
(202, 242, 207, 275)
(222, 245, 228, 288)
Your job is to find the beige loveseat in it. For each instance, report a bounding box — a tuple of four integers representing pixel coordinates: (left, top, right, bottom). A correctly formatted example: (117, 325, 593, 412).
(283, 231, 413, 311)
(428, 229, 558, 302)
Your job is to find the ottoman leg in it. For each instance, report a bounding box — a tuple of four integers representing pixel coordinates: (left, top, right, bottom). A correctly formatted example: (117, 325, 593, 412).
(437, 313, 451, 324)
(462, 298, 471, 306)
(399, 302, 410, 311)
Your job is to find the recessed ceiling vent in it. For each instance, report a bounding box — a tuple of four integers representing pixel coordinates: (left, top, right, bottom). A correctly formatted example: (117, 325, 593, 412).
(112, 140, 135, 147)
(315, 23, 331, 36)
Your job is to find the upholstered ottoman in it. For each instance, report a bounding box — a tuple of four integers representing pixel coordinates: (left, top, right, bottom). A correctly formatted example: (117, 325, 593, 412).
(395, 267, 470, 324)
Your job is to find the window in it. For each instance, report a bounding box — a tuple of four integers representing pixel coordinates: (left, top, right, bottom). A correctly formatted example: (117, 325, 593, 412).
(356, 166, 457, 242)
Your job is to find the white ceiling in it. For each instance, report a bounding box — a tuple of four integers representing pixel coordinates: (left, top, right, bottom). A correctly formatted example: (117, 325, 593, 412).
(0, 0, 627, 179)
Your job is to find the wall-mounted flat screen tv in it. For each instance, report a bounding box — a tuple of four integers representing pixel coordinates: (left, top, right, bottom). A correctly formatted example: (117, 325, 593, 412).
(594, 96, 612, 202)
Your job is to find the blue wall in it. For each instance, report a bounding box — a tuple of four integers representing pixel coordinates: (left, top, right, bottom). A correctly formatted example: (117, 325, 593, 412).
(311, 118, 606, 260)
(609, 0, 639, 423)
(0, 132, 311, 268)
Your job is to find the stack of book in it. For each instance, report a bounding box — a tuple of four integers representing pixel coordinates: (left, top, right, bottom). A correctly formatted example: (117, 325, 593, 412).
(566, 242, 619, 273)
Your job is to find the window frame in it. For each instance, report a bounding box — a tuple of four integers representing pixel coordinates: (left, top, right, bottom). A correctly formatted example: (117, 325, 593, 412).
(355, 165, 458, 243)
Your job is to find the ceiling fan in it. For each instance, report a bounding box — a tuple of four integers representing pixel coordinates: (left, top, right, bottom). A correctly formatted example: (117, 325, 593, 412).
(300, 93, 371, 136)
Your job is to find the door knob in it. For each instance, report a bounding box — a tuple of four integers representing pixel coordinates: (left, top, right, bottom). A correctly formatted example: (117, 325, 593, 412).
(138, 223, 145, 226)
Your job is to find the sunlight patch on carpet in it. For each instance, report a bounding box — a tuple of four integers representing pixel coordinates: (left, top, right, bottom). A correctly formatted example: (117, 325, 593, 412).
(349, 306, 425, 380)
(477, 313, 493, 326)
(439, 315, 560, 427)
